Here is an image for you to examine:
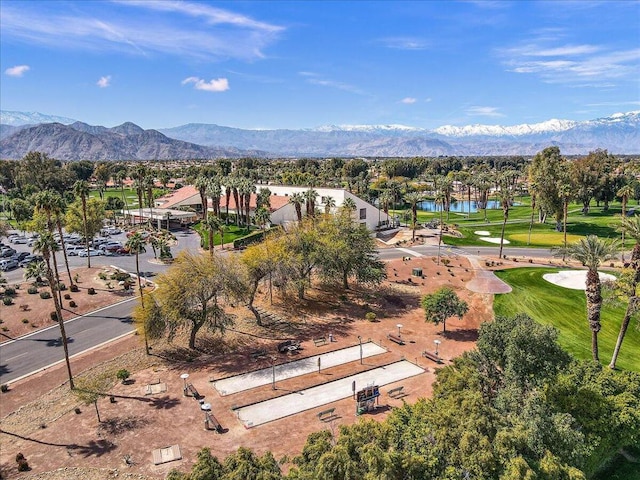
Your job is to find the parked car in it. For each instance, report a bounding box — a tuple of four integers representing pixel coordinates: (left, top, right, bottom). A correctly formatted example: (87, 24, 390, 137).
(99, 242, 123, 252)
(92, 237, 110, 248)
(114, 247, 131, 255)
(0, 259, 19, 271)
(78, 248, 103, 257)
(1, 247, 17, 258)
(11, 236, 30, 244)
(19, 255, 43, 267)
(11, 252, 30, 262)
(66, 245, 86, 256)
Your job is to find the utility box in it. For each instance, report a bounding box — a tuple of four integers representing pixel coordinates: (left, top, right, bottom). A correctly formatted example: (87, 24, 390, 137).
(412, 268, 423, 277)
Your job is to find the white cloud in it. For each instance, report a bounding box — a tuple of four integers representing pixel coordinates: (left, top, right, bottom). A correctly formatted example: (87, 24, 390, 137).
(182, 76, 229, 92)
(5, 65, 30, 77)
(97, 75, 111, 88)
(401, 97, 417, 104)
(466, 106, 505, 117)
(0, 2, 283, 61)
(379, 37, 429, 50)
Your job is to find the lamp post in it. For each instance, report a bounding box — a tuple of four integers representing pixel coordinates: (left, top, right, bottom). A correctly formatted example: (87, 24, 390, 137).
(271, 357, 276, 390)
(396, 324, 403, 336)
(358, 335, 363, 364)
(434, 339, 441, 356)
(180, 373, 189, 396)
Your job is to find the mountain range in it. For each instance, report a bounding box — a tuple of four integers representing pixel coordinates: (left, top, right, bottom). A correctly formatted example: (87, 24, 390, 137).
(1, 110, 638, 160)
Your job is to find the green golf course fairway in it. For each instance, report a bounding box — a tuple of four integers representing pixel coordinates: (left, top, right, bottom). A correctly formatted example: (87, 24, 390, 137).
(494, 267, 640, 373)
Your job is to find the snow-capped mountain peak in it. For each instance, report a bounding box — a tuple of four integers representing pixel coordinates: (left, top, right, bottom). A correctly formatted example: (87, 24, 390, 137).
(313, 124, 425, 133)
(0, 110, 77, 126)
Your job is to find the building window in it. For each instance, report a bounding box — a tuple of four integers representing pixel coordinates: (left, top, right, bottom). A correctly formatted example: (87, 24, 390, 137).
(359, 208, 367, 220)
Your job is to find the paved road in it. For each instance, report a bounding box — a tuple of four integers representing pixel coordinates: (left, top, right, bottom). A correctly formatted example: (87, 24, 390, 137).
(0, 298, 137, 384)
(0, 230, 553, 385)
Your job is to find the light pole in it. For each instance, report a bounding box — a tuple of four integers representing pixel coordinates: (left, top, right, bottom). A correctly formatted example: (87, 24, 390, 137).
(358, 335, 363, 364)
(396, 324, 403, 337)
(271, 357, 276, 390)
(180, 373, 189, 396)
(434, 339, 441, 356)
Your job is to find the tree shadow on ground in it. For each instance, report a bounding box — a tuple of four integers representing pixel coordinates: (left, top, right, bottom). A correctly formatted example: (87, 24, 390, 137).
(1, 429, 117, 458)
(443, 329, 478, 342)
(98, 415, 149, 436)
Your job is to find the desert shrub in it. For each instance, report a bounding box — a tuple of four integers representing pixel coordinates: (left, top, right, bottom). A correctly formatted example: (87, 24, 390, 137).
(365, 312, 377, 322)
(21, 318, 28, 324)
(110, 272, 131, 281)
(17, 459, 30, 471)
(69, 301, 77, 308)
(4, 286, 16, 296)
(50, 311, 59, 321)
(64, 293, 71, 300)
(98, 272, 107, 280)
(88, 287, 96, 295)
(40, 291, 52, 299)
(116, 369, 131, 383)
(57, 282, 67, 291)
(70, 284, 79, 292)
(2, 297, 13, 306)
(1, 384, 9, 393)
(27, 286, 38, 294)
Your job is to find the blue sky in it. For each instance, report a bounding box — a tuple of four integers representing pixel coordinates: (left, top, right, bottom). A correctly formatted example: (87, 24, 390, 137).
(1, 0, 638, 130)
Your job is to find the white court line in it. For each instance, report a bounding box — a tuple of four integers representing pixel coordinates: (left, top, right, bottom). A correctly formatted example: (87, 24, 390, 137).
(214, 342, 386, 396)
(396, 247, 424, 258)
(237, 360, 425, 428)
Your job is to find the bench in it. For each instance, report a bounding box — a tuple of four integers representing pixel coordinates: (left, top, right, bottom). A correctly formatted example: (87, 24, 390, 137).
(317, 407, 337, 422)
(313, 337, 327, 347)
(387, 334, 405, 345)
(250, 349, 267, 361)
(422, 350, 443, 364)
(184, 383, 201, 399)
(205, 412, 224, 433)
(387, 386, 405, 399)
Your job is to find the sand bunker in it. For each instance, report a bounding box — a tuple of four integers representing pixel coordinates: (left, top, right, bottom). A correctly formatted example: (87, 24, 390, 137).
(479, 237, 509, 244)
(474, 230, 490, 236)
(543, 270, 617, 290)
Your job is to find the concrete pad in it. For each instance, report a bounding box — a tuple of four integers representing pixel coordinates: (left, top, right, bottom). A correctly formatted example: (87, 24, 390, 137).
(543, 270, 616, 290)
(236, 360, 425, 428)
(214, 343, 387, 396)
(465, 255, 512, 294)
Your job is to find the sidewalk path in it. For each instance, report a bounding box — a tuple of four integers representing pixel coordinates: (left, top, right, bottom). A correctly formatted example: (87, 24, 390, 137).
(465, 255, 512, 294)
(213, 342, 386, 396)
(236, 360, 425, 428)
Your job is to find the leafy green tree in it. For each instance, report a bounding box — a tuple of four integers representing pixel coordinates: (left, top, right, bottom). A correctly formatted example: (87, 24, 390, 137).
(554, 236, 618, 362)
(529, 146, 565, 230)
(65, 197, 106, 268)
(153, 251, 245, 349)
(66, 160, 95, 182)
(9, 198, 33, 225)
(14, 151, 74, 195)
(421, 287, 469, 333)
(73, 371, 115, 423)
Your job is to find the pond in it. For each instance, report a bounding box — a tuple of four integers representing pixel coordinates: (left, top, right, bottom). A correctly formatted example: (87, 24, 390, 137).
(417, 199, 504, 213)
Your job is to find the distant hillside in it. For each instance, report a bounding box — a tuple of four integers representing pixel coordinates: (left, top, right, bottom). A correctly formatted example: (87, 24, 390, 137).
(0, 122, 264, 160)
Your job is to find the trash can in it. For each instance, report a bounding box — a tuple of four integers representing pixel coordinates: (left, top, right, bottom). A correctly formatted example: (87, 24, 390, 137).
(412, 268, 423, 277)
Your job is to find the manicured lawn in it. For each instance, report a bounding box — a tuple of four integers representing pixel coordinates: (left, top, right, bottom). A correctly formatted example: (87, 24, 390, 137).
(494, 267, 640, 373)
(193, 221, 255, 248)
(593, 447, 640, 480)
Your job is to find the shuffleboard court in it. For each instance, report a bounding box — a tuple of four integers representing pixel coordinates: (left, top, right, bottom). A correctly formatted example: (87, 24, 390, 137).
(236, 360, 425, 428)
(214, 342, 387, 396)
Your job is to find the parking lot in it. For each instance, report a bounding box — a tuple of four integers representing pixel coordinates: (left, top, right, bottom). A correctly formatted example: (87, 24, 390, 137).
(1, 226, 202, 283)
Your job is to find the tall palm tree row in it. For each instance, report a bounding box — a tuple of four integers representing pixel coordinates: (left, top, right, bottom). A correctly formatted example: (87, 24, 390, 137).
(289, 192, 304, 222)
(126, 232, 149, 354)
(33, 232, 74, 389)
(72, 181, 92, 268)
(557, 236, 618, 362)
(404, 191, 423, 241)
(617, 183, 634, 261)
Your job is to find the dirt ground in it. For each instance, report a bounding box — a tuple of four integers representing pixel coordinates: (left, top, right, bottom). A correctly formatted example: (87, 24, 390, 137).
(1, 254, 498, 479)
(1, 267, 147, 343)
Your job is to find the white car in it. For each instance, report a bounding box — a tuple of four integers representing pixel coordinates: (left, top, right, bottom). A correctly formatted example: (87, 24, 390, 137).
(66, 245, 86, 256)
(78, 248, 103, 257)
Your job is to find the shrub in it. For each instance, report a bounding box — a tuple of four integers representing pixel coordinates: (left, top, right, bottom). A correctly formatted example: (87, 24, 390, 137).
(21, 318, 28, 324)
(17, 459, 30, 471)
(70, 284, 79, 292)
(57, 282, 67, 291)
(69, 301, 77, 308)
(365, 312, 377, 322)
(88, 287, 96, 295)
(1, 384, 8, 393)
(64, 293, 71, 300)
(27, 286, 38, 294)
(50, 311, 59, 321)
(4, 286, 16, 296)
(116, 369, 131, 383)
(98, 272, 107, 280)
(40, 291, 52, 299)
(2, 297, 13, 306)
(110, 272, 131, 281)
(1, 327, 8, 332)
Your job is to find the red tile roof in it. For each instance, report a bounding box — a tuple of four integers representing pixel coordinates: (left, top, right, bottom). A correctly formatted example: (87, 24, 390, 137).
(219, 193, 290, 212)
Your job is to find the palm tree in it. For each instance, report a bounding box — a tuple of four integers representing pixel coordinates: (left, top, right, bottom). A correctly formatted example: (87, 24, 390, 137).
(33, 190, 65, 303)
(72, 181, 92, 268)
(240, 179, 256, 227)
(114, 171, 130, 224)
(254, 206, 270, 231)
(33, 232, 74, 389)
(341, 197, 357, 214)
(610, 215, 640, 369)
(24, 260, 46, 285)
(203, 215, 223, 256)
(143, 175, 155, 227)
(497, 174, 514, 260)
(289, 192, 305, 222)
(126, 232, 149, 354)
(617, 184, 634, 261)
(556, 236, 618, 362)
(404, 192, 423, 241)
(305, 188, 318, 217)
(195, 174, 209, 220)
(207, 176, 222, 218)
(559, 182, 573, 261)
(324, 196, 336, 215)
(528, 181, 537, 245)
(48, 193, 75, 287)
